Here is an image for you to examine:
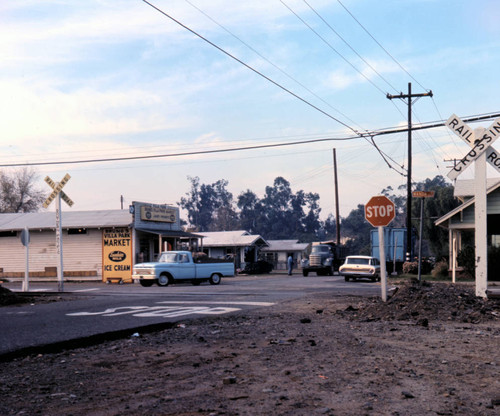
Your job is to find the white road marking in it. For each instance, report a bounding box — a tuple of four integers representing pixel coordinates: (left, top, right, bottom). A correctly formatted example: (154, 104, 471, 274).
(73, 288, 100, 292)
(67, 305, 241, 318)
(157, 300, 275, 306)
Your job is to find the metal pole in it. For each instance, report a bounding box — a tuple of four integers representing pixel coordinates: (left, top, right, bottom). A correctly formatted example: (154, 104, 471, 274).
(417, 197, 424, 283)
(333, 148, 340, 245)
(23, 227, 29, 292)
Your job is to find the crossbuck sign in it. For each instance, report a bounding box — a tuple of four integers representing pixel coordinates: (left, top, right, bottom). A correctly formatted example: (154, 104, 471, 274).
(43, 173, 73, 292)
(446, 114, 500, 180)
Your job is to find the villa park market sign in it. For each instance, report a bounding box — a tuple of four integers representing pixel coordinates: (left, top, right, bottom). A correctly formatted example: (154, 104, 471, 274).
(446, 114, 500, 180)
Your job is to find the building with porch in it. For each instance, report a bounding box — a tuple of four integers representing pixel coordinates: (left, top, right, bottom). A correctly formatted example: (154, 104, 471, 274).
(261, 239, 308, 271)
(199, 230, 269, 271)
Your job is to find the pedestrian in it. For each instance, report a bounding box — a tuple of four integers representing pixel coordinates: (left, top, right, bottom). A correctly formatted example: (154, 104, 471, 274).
(287, 255, 293, 276)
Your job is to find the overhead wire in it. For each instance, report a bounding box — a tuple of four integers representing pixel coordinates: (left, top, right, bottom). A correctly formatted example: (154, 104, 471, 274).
(1, 111, 499, 168)
(182, 0, 365, 133)
(301, 0, 398, 93)
(141, 0, 361, 136)
(279, 0, 387, 96)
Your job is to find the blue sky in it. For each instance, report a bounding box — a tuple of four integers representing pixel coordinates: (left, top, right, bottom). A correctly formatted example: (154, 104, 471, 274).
(1, 0, 500, 221)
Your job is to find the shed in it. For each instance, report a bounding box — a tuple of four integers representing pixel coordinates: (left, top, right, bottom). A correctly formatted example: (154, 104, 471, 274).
(261, 240, 308, 271)
(200, 230, 269, 270)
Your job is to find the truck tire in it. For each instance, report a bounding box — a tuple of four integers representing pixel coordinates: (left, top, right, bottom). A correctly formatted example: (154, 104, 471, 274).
(344, 276, 350, 282)
(302, 270, 309, 277)
(209, 273, 221, 285)
(157, 273, 171, 286)
(328, 266, 334, 276)
(139, 280, 154, 287)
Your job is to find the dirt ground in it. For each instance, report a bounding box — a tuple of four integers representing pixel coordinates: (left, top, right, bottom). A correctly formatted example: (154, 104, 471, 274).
(1, 281, 500, 416)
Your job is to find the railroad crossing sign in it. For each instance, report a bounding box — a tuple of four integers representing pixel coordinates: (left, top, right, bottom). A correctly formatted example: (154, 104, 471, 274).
(364, 195, 395, 227)
(446, 114, 500, 180)
(43, 174, 74, 208)
(43, 173, 73, 292)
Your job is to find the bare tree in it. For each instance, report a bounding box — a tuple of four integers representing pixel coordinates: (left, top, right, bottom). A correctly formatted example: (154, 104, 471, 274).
(0, 168, 46, 213)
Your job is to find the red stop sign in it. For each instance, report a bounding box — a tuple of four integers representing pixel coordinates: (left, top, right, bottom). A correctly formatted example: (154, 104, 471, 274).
(364, 195, 395, 227)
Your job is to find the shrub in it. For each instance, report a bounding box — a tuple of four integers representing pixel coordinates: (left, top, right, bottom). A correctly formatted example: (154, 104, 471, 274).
(457, 245, 475, 278)
(431, 260, 449, 278)
(402, 261, 418, 274)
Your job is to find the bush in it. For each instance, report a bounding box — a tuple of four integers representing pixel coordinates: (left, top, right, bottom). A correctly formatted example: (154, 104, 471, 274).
(403, 261, 418, 274)
(457, 245, 475, 278)
(431, 260, 449, 278)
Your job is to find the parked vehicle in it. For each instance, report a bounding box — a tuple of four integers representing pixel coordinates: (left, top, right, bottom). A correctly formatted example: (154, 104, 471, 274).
(300, 241, 348, 276)
(132, 251, 235, 287)
(339, 255, 380, 282)
(370, 228, 415, 273)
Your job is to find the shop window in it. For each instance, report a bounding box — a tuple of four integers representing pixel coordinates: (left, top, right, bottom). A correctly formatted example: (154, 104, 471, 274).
(492, 235, 500, 248)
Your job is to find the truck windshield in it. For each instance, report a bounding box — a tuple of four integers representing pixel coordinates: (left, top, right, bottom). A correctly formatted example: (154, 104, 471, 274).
(158, 253, 178, 263)
(311, 246, 331, 254)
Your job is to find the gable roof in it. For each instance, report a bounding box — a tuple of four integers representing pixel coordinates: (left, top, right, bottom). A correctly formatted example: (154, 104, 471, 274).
(435, 180, 500, 228)
(200, 230, 269, 247)
(454, 178, 500, 198)
(0, 209, 132, 231)
(261, 239, 308, 252)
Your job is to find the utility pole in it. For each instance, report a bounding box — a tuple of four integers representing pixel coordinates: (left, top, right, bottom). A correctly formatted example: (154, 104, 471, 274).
(386, 82, 433, 262)
(332, 148, 340, 245)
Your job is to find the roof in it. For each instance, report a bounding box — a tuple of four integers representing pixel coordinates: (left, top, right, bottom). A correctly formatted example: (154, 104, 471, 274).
(261, 239, 308, 252)
(200, 230, 269, 247)
(454, 178, 500, 198)
(0, 209, 132, 231)
(435, 180, 500, 228)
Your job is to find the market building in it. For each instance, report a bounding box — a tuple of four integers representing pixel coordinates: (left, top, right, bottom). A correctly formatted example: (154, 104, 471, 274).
(0, 201, 201, 283)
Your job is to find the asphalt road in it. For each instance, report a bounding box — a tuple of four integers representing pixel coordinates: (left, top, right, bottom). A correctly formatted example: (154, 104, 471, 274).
(0, 273, 385, 359)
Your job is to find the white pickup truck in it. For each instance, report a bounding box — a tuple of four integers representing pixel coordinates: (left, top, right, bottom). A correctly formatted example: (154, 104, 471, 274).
(132, 251, 235, 287)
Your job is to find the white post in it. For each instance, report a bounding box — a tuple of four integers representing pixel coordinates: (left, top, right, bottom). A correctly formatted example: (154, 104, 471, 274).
(56, 192, 64, 292)
(452, 234, 457, 284)
(22, 227, 29, 292)
(378, 226, 387, 302)
(475, 148, 488, 297)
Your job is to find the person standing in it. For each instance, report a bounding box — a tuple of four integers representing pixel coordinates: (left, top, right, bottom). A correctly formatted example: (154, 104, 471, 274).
(287, 254, 293, 276)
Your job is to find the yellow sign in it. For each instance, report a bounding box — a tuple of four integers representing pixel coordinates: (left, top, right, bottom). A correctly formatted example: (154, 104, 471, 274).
(140, 205, 177, 223)
(102, 227, 133, 283)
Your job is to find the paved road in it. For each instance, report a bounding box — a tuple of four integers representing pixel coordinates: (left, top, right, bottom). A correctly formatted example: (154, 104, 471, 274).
(1, 274, 384, 359)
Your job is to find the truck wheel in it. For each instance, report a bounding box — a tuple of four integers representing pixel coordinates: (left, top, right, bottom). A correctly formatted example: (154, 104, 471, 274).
(139, 280, 154, 287)
(209, 274, 221, 285)
(328, 267, 334, 276)
(302, 270, 309, 277)
(344, 276, 350, 282)
(157, 274, 171, 286)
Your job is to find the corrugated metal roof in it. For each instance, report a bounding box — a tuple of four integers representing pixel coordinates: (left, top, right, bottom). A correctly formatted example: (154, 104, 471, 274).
(0, 209, 132, 231)
(200, 230, 268, 247)
(261, 240, 308, 252)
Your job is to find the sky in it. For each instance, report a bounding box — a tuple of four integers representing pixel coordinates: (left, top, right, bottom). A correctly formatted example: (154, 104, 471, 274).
(1, 0, 500, 223)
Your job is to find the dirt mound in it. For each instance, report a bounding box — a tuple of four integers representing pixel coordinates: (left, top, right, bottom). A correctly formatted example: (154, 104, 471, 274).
(339, 280, 500, 325)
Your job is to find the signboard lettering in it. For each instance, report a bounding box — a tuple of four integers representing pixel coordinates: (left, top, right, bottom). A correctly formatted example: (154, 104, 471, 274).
(102, 228, 133, 283)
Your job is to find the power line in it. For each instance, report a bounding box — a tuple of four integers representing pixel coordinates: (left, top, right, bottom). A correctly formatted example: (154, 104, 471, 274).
(3, 111, 499, 168)
(182, 0, 365, 132)
(142, 0, 360, 135)
(301, 0, 398, 93)
(280, 0, 387, 96)
(336, 0, 428, 92)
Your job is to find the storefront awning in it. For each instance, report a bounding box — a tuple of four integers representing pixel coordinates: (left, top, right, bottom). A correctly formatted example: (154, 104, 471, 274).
(135, 228, 203, 239)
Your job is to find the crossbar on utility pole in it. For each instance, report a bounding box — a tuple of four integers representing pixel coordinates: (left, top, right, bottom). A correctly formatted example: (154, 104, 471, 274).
(386, 82, 433, 262)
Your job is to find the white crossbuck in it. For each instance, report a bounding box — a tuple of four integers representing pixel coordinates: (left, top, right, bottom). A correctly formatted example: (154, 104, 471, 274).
(446, 114, 500, 180)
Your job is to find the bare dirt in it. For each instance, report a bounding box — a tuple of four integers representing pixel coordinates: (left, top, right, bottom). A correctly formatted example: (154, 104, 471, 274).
(1, 281, 500, 416)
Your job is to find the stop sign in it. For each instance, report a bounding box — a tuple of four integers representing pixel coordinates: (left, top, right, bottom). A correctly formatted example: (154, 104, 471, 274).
(364, 195, 395, 227)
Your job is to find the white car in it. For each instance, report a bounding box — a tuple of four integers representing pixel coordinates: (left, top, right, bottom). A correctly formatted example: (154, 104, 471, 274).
(339, 256, 381, 282)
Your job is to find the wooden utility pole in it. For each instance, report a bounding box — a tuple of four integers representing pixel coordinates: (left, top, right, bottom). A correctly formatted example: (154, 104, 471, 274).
(386, 82, 433, 261)
(332, 148, 340, 245)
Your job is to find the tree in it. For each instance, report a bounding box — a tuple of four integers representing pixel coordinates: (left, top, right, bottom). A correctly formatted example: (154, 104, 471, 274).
(237, 190, 264, 234)
(0, 168, 45, 213)
(340, 204, 372, 255)
(179, 176, 238, 232)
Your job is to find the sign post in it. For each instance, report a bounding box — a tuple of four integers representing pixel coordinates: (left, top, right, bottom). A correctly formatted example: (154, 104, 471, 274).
(365, 195, 396, 301)
(43, 174, 73, 292)
(20, 227, 30, 292)
(445, 115, 500, 298)
(412, 191, 435, 283)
